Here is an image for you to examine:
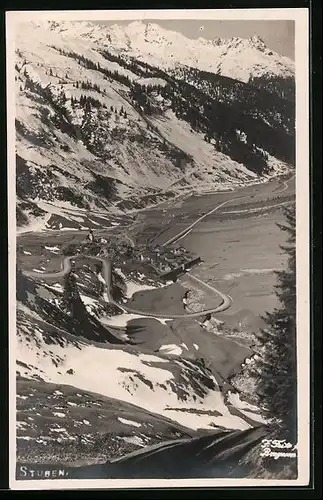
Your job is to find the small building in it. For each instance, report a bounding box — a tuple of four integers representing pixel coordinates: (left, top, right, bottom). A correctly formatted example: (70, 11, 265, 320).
(87, 229, 95, 242)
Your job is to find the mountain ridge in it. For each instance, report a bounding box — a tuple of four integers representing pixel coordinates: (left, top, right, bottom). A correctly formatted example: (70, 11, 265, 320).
(27, 19, 294, 84)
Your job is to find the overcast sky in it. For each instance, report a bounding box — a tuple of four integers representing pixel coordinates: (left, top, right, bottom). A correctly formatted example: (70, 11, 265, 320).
(96, 19, 295, 59)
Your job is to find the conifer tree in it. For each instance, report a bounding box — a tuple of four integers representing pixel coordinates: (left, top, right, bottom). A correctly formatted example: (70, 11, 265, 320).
(61, 271, 79, 317)
(85, 98, 91, 113)
(60, 91, 67, 104)
(61, 270, 89, 335)
(254, 205, 297, 441)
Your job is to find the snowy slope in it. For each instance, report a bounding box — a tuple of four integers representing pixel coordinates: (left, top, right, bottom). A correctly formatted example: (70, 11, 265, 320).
(16, 378, 194, 466)
(16, 253, 265, 443)
(17, 300, 265, 432)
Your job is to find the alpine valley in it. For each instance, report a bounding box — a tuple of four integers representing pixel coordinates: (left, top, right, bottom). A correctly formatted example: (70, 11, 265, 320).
(14, 19, 296, 480)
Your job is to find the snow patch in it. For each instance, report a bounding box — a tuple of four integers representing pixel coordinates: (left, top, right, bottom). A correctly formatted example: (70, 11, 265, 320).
(101, 312, 171, 328)
(227, 391, 267, 424)
(118, 417, 142, 428)
(17, 421, 29, 429)
(50, 427, 67, 433)
(45, 245, 60, 253)
(46, 283, 63, 293)
(125, 281, 156, 299)
(120, 435, 145, 446)
(115, 271, 171, 300)
(159, 344, 182, 356)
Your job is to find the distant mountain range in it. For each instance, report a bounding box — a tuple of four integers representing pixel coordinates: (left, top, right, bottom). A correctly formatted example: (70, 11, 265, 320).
(35, 20, 295, 83)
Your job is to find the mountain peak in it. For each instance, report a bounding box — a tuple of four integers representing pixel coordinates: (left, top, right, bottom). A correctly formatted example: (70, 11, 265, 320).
(247, 35, 266, 50)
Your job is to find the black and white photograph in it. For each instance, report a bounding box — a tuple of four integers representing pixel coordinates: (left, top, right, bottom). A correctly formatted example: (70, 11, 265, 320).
(6, 9, 310, 489)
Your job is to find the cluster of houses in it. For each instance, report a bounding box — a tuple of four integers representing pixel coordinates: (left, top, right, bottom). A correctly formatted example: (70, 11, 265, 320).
(82, 229, 201, 279)
(146, 244, 201, 277)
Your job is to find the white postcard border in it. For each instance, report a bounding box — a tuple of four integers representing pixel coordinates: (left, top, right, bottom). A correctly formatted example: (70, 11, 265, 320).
(6, 8, 310, 490)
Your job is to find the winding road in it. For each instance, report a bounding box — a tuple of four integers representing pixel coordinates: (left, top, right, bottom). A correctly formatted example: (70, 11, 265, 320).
(23, 254, 232, 320)
(274, 173, 295, 194)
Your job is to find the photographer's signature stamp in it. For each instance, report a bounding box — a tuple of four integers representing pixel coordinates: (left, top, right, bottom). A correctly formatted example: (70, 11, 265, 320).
(260, 439, 297, 460)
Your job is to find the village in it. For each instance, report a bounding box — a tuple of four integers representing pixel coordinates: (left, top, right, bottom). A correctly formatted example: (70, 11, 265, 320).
(64, 228, 202, 282)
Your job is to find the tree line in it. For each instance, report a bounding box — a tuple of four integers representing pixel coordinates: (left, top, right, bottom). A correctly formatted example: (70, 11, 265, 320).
(73, 80, 102, 93)
(50, 45, 133, 88)
(174, 66, 295, 135)
(129, 80, 272, 174)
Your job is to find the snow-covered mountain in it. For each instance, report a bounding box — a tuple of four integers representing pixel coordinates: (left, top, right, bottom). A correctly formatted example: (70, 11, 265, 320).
(30, 20, 295, 83)
(14, 20, 294, 230)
